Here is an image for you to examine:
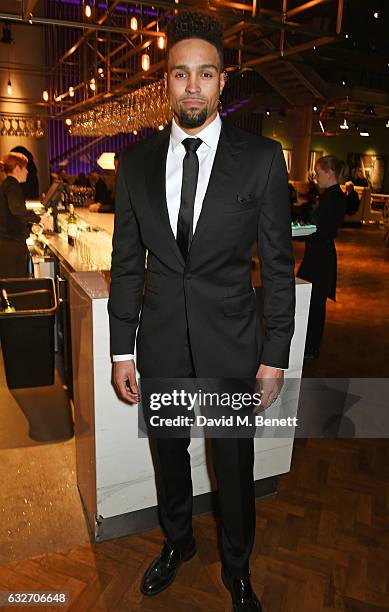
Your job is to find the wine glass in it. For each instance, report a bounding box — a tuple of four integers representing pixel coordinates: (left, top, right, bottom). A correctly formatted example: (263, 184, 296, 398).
(20, 119, 29, 137)
(27, 119, 35, 137)
(8, 119, 16, 136)
(35, 119, 44, 138)
(15, 119, 22, 136)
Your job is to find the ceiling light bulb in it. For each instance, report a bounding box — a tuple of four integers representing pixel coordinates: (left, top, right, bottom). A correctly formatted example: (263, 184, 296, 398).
(69, 86, 74, 97)
(313, 105, 318, 112)
(133, 130, 138, 135)
(90, 77, 96, 91)
(130, 16, 138, 31)
(98, 67, 103, 74)
(360, 131, 369, 137)
(386, 120, 389, 128)
(65, 118, 72, 126)
(42, 89, 49, 102)
(340, 119, 349, 130)
(373, 11, 379, 19)
(7, 79, 12, 96)
(158, 35, 165, 50)
(158, 125, 164, 131)
(141, 53, 150, 71)
(85, 3, 92, 18)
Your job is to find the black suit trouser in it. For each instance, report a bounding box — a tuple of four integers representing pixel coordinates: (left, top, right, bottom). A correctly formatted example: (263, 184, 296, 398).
(146, 339, 256, 580)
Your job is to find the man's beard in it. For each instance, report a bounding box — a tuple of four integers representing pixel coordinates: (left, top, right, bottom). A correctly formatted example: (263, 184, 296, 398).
(178, 104, 208, 128)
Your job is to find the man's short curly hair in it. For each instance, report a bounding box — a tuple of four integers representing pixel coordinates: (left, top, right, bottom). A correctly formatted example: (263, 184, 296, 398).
(166, 11, 224, 69)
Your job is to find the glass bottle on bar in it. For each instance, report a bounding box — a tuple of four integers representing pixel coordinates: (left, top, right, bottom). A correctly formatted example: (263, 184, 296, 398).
(67, 203, 78, 246)
(1, 289, 16, 313)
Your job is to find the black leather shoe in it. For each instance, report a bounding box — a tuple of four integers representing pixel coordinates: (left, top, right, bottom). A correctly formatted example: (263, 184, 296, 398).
(222, 567, 263, 611)
(140, 538, 196, 596)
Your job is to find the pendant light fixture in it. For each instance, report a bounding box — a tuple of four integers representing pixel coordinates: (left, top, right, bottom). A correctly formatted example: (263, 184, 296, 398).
(84, 1, 92, 18)
(6, 40, 12, 97)
(141, 52, 150, 71)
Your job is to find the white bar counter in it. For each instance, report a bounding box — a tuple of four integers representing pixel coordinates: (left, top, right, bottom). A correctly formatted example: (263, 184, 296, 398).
(41, 210, 311, 541)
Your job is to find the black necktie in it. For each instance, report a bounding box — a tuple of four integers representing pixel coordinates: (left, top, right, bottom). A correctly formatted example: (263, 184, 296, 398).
(176, 137, 202, 261)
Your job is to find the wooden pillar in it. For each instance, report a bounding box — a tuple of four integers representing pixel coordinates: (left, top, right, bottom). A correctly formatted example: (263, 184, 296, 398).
(290, 105, 312, 182)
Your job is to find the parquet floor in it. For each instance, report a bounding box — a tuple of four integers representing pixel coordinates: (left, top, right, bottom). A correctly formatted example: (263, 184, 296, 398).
(296, 225, 389, 378)
(0, 226, 388, 611)
(1, 438, 389, 611)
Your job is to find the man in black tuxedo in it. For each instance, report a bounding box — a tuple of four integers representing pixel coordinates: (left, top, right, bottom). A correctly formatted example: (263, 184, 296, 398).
(108, 11, 295, 611)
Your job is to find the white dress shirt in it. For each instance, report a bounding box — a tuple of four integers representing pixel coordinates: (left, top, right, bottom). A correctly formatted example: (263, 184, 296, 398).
(112, 114, 221, 363)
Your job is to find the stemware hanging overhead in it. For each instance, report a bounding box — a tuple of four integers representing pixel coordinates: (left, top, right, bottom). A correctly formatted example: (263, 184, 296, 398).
(0, 114, 46, 137)
(68, 80, 172, 137)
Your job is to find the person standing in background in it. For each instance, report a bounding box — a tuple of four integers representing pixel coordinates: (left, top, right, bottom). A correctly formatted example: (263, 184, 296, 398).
(345, 181, 360, 216)
(11, 146, 39, 199)
(353, 167, 369, 188)
(88, 170, 114, 213)
(58, 168, 70, 184)
(297, 155, 347, 360)
(0, 153, 41, 278)
(88, 156, 119, 213)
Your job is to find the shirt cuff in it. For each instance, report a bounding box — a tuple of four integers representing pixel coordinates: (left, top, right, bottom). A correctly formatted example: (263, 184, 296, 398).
(112, 354, 135, 362)
(261, 364, 287, 371)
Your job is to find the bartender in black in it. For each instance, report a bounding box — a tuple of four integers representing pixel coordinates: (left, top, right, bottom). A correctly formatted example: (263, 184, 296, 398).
(0, 152, 40, 278)
(88, 170, 114, 213)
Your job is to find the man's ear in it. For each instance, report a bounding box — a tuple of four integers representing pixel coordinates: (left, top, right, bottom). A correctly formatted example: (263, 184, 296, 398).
(163, 71, 168, 90)
(219, 70, 227, 95)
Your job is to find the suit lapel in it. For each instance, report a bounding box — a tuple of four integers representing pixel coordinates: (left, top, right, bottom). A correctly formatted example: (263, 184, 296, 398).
(145, 126, 185, 267)
(189, 120, 247, 254)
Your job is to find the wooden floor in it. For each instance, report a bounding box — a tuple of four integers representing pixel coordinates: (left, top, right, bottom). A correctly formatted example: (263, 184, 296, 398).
(1, 438, 389, 612)
(0, 226, 389, 611)
(297, 225, 389, 378)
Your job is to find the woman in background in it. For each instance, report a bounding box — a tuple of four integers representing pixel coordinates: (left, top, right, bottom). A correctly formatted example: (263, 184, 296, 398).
(297, 156, 347, 360)
(353, 167, 369, 188)
(0, 153, 40, 278)
(11, 146, 39, 199)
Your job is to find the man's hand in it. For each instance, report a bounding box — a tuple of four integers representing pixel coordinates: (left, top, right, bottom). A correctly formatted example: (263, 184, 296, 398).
(113, 359, 139, 404)
(254, 364, 284, 412)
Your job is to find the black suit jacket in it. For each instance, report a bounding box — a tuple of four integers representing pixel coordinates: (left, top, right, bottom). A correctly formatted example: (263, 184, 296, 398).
(108, 120, 295, 377)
